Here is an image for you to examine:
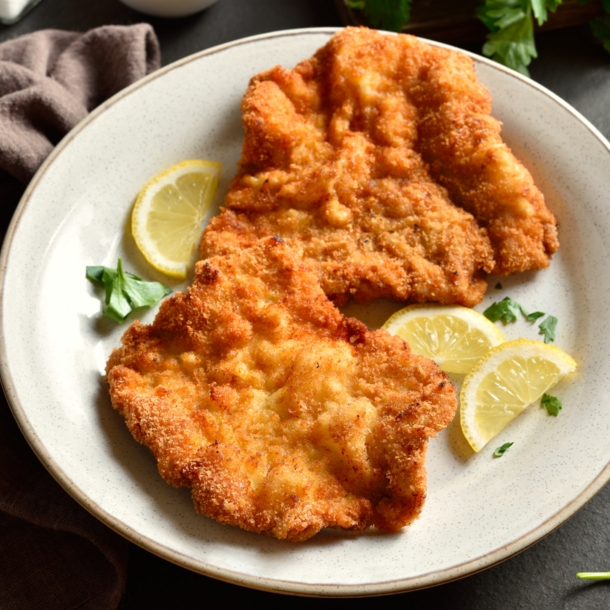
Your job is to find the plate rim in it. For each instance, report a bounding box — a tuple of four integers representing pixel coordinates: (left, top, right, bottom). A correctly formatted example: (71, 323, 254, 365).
(1, 26, 610, 597)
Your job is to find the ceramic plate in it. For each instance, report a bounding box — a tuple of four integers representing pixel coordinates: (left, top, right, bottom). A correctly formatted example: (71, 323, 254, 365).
(2, 29, 610, 597)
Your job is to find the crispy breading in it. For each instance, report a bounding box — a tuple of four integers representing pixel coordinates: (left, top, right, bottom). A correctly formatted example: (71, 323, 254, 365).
(200, 27, 558, 305)
(106, 238, 457, 541)
(412, 38, 559, 274)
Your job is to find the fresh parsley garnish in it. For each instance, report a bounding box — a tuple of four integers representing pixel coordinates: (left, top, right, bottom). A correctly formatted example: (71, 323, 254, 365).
(346, 0, 610, 73)
(525, 310, 545, 322)
(86, 259, 171, 323)
(591, 13, 610, 53)
(346, 0, 413, 32)
(483, 296, 524, 323)
(531, 0, 562, 25)
(484, 297, 557, 342)
(478, 0, 539, 76)
(538, 314, 557, 343)
(493, 441, 514, 457)
(541, 392, 563, 416)
(577, 572, 610, 580)
(477, 0, 569, 75)
(478, 0, 610, 74)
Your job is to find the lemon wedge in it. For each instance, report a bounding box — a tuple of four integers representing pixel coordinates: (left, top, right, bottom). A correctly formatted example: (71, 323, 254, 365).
(460, 339, 577, 452)
(131, 160, 221, 279)
(382, 305, 505, 374)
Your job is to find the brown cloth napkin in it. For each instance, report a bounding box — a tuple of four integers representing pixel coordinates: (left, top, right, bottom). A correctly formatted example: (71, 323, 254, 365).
(0, 24, 160, 610)
(0, 23, 160, 228)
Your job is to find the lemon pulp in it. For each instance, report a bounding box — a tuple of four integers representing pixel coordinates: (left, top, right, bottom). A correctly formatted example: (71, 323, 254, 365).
(382, 305, 505, 374)
(132, 160, 221, 279)
(460, 339, 577, 452)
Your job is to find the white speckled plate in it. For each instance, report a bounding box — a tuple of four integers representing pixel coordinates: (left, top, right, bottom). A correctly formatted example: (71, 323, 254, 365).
(2, 29, 610, 596)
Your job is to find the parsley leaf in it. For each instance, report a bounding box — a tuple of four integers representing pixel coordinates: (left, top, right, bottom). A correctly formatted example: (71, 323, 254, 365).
(105, 263, 133, 323)
(479, 0, 537, 75)
(541, 392, 563, 416)
(484, 296, 523, 323)
(531, 0, 561, 25)
(484, 296, 548, 326)
(86, 258, 171, 323)
(538, 315, 558, 343)
(484, 297, 559, 343)
(478, 0, 527, 31)
(478, 0, 567, 74)
(591, 14, 610, 53)
(348, 0, 413, 32)
(577, 572, 610, 580)
(493, 442, 514, 457)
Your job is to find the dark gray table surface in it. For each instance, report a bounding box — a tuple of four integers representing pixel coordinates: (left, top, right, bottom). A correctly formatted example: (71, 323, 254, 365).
(2, 1, 609, 608)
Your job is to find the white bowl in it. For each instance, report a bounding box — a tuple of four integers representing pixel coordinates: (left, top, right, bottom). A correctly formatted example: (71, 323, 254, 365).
(119, 0, 218, 18)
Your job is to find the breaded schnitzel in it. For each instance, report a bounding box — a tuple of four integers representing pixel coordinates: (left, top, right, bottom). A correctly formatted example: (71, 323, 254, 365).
(106, 238, 457, 541)
(412, 40, 559, 275)
(200, 27, 557, 305)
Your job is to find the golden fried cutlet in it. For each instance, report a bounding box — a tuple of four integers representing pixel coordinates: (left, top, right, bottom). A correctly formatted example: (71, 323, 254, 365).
(412, 39, 559, 274)
(200, 27, 558, 304)
(106, 238, 457, 541)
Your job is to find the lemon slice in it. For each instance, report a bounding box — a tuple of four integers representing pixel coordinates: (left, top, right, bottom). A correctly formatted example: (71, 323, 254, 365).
(460, 339, 577, 452)
(382, 305, 505, 374)
(131, 159, 221, 279)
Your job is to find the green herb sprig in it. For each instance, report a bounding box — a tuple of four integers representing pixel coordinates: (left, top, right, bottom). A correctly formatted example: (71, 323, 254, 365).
(483, 296, 524, 324)
(538, 314, 557, 343)
(577, 571, 610, 580)
(86, 259, 171, 323)
(478, 0, 540, 76)
(478, 0, 610, 75)
(541, 392, 562, 416)
(493, 441, 514, 457)
(590, 12, 610, 53)
(346, 0, 413, 31)
(344, 0, 610, 75)
(483, 296, 556, 342)
(470, 0, 609, 75)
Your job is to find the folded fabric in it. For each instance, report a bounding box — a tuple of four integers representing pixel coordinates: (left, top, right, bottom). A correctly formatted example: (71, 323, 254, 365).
(0, 396, 129, 610)
(0, 24, 159, 184)
(0, 23, 160, 610)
